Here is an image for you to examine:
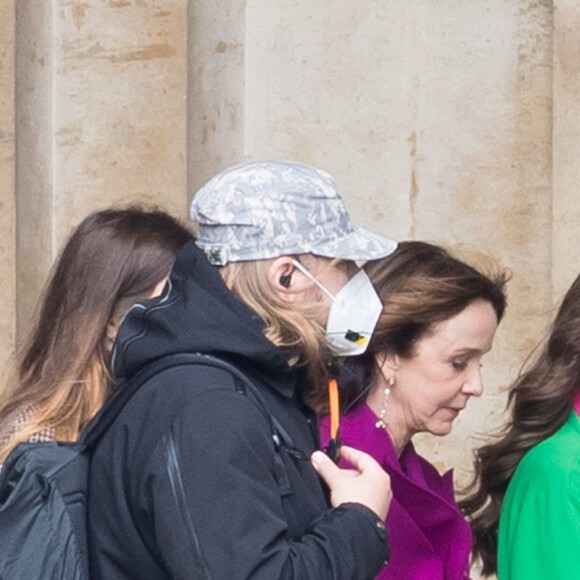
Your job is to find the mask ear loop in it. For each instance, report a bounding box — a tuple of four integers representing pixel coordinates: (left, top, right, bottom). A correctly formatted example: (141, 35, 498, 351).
(292, 259, 341, 462)
(291, 259, 336, 302)
(326, 378, 342, 464)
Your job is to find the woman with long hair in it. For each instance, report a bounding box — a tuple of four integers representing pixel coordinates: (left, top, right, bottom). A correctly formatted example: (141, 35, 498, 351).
(460, 273, 580, 579)
(318, 241, 508, 579)
(0, 207, 194, 465)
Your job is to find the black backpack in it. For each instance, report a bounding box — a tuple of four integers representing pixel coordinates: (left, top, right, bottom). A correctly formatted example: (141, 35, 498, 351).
(0, 352, 289, 580)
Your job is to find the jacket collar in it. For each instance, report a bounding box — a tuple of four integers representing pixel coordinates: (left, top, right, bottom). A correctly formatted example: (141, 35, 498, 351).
(114, 242, 300, 399)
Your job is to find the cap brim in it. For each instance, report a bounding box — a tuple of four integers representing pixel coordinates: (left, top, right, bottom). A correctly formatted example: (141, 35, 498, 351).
(310, 227, 398, 262)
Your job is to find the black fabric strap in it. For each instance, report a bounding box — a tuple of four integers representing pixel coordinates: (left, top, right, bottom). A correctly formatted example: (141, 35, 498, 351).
(79, 353, 289, 452)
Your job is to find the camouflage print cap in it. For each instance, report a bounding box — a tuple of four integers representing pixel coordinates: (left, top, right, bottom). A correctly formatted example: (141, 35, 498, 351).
(190, 160, 397, 265)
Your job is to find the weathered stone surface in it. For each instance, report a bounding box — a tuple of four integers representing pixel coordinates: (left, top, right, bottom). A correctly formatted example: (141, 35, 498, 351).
(13, 0, 189, 338)
(0, 0, 15, 378)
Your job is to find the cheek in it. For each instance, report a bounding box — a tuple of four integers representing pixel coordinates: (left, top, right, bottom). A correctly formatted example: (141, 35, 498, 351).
(314, 302, 331, 325)
(297, 287, 331, 324)
(329, 272, 351, 296)
(149, 277, 169, 298)
(414, 375, 464, 416)
(395, 371, 437, 414)
(432, 381, 465, 408)
(399, 364, 444, 394)
(318, 267, 351, 297)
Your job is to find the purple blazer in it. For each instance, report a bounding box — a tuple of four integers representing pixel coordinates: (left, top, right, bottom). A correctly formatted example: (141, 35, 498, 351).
(320, 403, 472, 580)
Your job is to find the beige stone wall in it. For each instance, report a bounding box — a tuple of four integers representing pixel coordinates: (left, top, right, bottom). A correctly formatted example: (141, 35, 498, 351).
(188, 0, 247, 191)
(2, 1, 580, 578)
(14, 0, 189, 339)
(553, 0, 580, 301)
(0, 0, 15, 377)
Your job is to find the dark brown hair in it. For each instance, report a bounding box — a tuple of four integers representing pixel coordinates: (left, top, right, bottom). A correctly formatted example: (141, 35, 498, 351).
(313, 240, 508, 414)
(459, 273, 580, 576)
(0, 207, 193, 461)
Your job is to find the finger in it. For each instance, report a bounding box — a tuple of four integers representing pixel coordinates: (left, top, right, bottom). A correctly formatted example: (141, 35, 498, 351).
(310, 450, 340, 485)
(339, 445, 382, 473)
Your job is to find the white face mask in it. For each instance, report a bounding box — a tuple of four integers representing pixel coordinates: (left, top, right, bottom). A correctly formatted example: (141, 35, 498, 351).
(291, 260, 383, 356)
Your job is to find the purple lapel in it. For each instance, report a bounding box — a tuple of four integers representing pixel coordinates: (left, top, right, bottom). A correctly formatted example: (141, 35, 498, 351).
(320, 404, 472, 579)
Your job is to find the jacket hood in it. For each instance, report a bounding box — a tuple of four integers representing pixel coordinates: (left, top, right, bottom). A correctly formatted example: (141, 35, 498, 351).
(112, 242, 298, 397)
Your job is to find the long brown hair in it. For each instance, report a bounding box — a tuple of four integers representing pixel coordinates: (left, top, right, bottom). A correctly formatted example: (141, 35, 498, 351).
(0, 207, 193, 462)
(459, 273, 580, 577)
(314, 241, 508, 414)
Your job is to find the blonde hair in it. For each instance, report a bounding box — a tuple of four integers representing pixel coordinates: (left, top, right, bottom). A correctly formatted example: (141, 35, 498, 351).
(219, 256, 333, 391)
(0, 352, 111, 447)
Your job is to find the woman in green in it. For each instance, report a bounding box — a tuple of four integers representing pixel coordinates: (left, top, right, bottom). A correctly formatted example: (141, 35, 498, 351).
(460, 273, 580, 579)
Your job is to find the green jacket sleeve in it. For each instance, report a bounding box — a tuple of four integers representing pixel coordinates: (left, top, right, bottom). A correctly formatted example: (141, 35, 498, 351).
(498, 416, 580, 580)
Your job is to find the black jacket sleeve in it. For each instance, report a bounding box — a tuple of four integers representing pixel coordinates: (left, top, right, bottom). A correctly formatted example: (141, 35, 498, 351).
(134, 375, 389, 580)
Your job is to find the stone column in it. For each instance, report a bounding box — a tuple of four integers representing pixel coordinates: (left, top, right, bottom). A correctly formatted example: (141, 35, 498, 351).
(187, 0, 247, 194)
(553, 0, 580, 302)
(15, 0, 189, 339)
(0, 0, 16, 374)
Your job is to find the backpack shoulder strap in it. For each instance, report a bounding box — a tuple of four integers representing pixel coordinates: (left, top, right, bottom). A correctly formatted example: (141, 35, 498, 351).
(80, 353, 295, 453)
(82, 352, 294, 495)
(80, 353, 220, 449)
(200, 355, 294, 495)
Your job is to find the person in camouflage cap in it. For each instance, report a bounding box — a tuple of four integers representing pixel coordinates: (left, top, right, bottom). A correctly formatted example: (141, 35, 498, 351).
(191, 160, 396, 265)
(88, 159, 396, 580)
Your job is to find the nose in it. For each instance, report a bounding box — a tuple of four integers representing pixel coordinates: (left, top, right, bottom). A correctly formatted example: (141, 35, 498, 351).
(462, 363, 484, 397)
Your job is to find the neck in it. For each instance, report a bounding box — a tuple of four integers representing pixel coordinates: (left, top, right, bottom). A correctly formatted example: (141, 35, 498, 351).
(388, 427, 412, 457)
(366, 377, 411, 457)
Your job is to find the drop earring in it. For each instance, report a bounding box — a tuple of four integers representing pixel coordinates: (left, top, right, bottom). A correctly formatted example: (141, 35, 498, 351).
(375, 376, 394, 430)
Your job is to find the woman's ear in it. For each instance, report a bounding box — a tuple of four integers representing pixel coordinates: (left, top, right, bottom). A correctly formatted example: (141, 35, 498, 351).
(376, 351, 399, 374)
(268, 256, 297, 303)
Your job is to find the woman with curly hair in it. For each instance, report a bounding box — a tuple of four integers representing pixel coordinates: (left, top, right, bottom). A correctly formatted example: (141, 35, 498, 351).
(460, 273, 580, 579)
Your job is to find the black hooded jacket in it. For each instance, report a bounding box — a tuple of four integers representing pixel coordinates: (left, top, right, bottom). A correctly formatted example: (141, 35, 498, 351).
(87, 242, 389, 579)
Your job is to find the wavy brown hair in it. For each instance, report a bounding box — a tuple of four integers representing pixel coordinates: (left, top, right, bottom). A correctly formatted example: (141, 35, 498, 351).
(459, 273, 580, 577)
(313, 241, 508, 415)
(0, 207, 194, 463)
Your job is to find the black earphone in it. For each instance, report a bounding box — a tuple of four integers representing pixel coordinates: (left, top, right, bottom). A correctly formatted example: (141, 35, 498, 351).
(279, 264, 295, 288)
